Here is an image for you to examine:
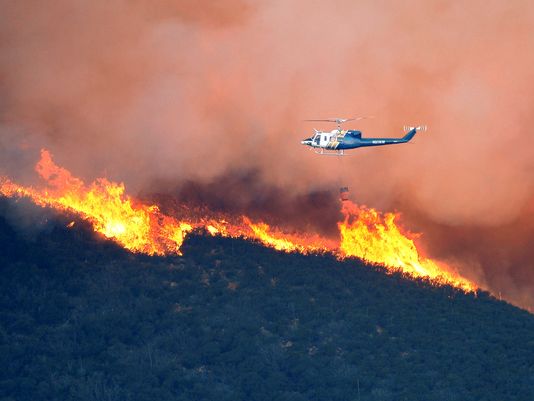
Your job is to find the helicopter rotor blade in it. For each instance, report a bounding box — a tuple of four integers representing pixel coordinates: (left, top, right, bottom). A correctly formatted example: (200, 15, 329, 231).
(304, 116, 374, 124)
(334, 118, 354, 124)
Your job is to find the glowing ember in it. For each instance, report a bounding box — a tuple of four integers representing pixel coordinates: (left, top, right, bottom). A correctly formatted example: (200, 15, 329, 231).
(0, 149, 476, 292)
(243, 217, 335, 254)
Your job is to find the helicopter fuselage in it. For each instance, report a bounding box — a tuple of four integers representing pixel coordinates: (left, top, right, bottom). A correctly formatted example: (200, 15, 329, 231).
(301, 127, 419, 154)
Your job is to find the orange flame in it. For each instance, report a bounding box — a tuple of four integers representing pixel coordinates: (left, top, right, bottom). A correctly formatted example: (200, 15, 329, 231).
(339, 201, 475, 291)
(1, 150, 192, 255)
(0, 149, 475, 291)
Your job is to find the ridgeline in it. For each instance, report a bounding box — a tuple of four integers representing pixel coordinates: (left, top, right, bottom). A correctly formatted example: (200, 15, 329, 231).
(1, 198, 533, 401)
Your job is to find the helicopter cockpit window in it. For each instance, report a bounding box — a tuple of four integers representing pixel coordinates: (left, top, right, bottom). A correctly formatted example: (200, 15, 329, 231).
(314, 135, 320, 145)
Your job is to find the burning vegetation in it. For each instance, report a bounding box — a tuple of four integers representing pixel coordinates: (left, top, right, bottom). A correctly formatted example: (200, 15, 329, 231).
(0, 149, 475, 292)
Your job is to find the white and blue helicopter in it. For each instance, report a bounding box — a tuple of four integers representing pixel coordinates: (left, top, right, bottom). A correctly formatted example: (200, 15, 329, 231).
(300, 117, 427, 155)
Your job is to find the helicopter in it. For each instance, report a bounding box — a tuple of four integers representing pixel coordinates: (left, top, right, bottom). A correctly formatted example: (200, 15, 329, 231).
(300, 117, 427, 155)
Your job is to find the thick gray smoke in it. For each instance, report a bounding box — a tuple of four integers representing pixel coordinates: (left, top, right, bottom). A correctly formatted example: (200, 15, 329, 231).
(2, 0, 534, 309)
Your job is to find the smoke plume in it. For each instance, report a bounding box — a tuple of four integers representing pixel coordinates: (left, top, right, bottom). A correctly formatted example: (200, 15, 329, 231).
(2, 0, 534, 309)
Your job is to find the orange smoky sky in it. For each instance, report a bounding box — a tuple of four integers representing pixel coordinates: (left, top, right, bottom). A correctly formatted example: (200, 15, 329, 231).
(2, 1, 534, 308)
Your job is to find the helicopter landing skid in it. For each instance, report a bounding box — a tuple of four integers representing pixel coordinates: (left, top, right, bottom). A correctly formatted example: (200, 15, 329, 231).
(314, 149, 344, 156)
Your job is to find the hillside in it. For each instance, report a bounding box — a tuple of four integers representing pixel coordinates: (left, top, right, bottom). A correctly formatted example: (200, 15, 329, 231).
(1, 198, 533, 401)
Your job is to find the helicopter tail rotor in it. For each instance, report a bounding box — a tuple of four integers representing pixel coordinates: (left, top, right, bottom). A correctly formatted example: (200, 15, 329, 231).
(403, 125, 427, 132)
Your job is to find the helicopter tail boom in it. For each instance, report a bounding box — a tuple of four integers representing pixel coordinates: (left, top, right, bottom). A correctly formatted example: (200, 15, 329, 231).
(402, 128, 417, 142)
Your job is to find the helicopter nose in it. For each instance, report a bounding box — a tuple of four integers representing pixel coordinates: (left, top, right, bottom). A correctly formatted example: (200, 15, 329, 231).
(301, 138, 312, 145)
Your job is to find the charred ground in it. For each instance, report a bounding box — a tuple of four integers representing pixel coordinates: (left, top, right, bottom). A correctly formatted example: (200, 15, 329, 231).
(1, 198, 533, 401)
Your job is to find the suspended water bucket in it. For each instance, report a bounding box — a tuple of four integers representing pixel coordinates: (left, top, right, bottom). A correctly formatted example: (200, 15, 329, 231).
(339, 187, 349, 201)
